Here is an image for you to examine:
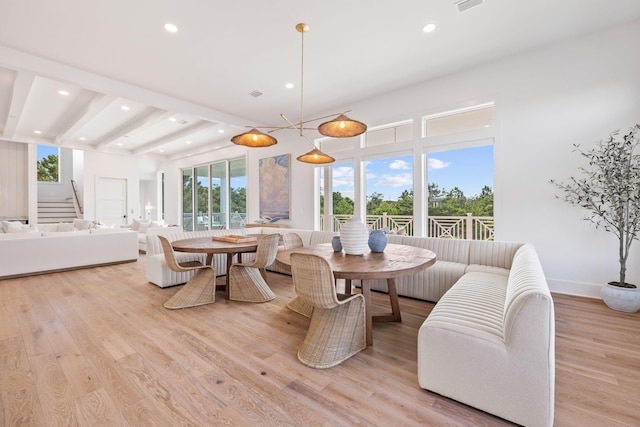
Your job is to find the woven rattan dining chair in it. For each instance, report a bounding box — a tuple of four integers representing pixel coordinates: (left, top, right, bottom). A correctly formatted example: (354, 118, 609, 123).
(290, 252, 366, 369)
(228, 233, 279, 302)
(283, 233, 315, 317)
(158, 235, 216, 309)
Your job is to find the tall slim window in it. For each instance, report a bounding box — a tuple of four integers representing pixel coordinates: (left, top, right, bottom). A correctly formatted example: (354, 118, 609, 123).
(195, 166, 209, 230)
(230, 158, 247, 227)
(365, 154, 414, 233)
(321, 162, 355, 231)
(37, 145, 60, 182)
(210, 162, 226, 229)
(182, 169, 194, 231)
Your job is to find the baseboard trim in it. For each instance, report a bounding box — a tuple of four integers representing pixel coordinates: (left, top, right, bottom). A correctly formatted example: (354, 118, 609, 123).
(547, 278, 602, 299)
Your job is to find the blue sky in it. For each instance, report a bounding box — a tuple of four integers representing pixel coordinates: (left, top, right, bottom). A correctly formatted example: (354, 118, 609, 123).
(333, 145, 493, 201)
(37, 145, 59, 160)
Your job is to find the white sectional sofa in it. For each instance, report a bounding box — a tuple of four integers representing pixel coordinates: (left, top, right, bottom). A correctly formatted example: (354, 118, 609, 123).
(0, 224, 138, 279)
(417, 242, 555, 427)
(120, 219, 182, 252)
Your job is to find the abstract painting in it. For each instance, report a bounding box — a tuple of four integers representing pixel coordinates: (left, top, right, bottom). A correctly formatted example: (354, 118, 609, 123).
(259, 154, 290, 220)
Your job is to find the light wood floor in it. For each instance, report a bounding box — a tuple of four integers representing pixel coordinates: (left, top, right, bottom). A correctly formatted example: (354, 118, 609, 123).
(0, 256, 638, 427)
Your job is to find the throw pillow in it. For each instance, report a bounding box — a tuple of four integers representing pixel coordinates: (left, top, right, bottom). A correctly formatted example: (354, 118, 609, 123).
(73, 218, 93, 230)
(3, 221, 33, 233)
(131, 218, 141, 231)
(150, 220, 165, 227)
(137, 221, 152, 233)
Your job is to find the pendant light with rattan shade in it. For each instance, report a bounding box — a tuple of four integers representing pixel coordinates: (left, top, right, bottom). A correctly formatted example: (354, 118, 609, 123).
(296, 148, 335, 164)
(318, 114, 367, 138)
(231, 23, 367, 164)
(230, 128, 277, 147)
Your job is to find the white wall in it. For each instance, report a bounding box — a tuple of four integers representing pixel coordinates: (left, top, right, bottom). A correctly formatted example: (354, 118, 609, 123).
(161, 19, 639, 298)
(82, 151, 141, 223)
(0, 140, 28, 219)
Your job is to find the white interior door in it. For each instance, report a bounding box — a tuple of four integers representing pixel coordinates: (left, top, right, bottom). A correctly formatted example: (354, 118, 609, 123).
(97, 177, 128, 226)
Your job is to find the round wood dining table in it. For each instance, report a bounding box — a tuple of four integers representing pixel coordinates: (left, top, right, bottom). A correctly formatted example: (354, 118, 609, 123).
(172, 234, 267, 298)
(277, 243, 437, 345)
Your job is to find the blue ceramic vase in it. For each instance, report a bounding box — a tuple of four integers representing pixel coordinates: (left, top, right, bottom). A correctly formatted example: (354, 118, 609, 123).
(368, 230, 388, 252)
(331, 235, 343, 252)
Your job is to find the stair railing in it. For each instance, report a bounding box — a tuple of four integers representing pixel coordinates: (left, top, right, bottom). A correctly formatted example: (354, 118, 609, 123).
(71, 179, 84, 217)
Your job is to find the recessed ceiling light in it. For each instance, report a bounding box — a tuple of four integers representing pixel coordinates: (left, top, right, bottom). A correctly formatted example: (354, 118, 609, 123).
(34, 130, 42, 134)
(117, 142, 123, 146)
(159, 149, 165, 153)
(285, 83, 294, 89)
(164, 23, 178, 33)
(79, 137, 86, 141)
(185, 140, 192, 144)
(58, 90, 69, 96)
(218, 129, 224, 133)
(169, 117, 176, 122)
(121, 105, 130, 111)
(422, 23, 436, 33)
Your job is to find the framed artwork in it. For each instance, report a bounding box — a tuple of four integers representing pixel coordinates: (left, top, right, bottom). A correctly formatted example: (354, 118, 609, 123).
(259, 154, 290, 220)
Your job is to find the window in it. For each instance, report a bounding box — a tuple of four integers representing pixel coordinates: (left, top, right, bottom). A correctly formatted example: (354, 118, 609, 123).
(182, 169, 194, 231)
(37, 145, 60, 182)
(210, 162, 227, 229)
(229, 158, 247, 227)
(316, 103, 495, 239)
(426, 145, 494, 239)
(182, 158, 246, 231)
(424, 103, 494, 137)
(319, 135, 359, 154)
(365, 154, 414, 233)
(320, 162, 355, 231)
(365, 121, 413, 147)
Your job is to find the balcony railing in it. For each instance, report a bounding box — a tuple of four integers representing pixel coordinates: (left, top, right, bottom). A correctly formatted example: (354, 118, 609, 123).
(184, 211, 494, 241)
(327, 213, 494, 240)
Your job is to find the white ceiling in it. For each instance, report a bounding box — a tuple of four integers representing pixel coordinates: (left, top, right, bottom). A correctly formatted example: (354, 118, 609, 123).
(1, 0, 640, 161)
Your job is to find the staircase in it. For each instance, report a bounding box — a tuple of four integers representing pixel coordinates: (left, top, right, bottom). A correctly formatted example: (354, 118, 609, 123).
(38, 200, 77, 224)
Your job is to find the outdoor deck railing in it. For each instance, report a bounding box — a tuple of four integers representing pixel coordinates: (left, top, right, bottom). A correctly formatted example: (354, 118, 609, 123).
(184, 211, 494, 240)
(326, 213, 494, 240)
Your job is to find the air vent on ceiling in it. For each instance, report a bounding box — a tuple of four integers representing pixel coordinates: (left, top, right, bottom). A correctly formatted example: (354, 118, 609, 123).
(455, 0, 483, 12)
(249, 90, 264, 98)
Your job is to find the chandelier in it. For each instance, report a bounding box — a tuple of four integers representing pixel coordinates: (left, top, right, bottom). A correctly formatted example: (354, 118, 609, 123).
(230, 23, 367, 164)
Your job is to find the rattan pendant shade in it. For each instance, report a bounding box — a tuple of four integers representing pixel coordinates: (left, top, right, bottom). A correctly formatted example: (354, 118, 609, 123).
(318, 114, 367, 138)
(296, 148, 335, 164)
(230, 128, 277, 147)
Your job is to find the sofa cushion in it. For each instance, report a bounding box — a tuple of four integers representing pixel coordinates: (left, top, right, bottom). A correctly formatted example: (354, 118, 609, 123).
(398, 236, 470, 264)
(468, 240, 523, 270)
(73, 218, 93, 230)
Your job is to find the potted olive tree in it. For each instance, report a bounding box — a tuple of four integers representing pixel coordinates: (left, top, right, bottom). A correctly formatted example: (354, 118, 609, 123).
(551, 123, 640, 313)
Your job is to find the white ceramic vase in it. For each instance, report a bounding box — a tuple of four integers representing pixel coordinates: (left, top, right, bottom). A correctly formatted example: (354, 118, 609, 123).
(340, 218, 368, 255)
(600, 283, 640, 313)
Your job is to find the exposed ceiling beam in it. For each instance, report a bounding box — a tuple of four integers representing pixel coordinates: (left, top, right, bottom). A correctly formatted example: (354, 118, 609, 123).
(133, 121, 216, 155)
(55, 93, 118, 145)
(93, 107, 168, 150)
(2, 71, 35, 140)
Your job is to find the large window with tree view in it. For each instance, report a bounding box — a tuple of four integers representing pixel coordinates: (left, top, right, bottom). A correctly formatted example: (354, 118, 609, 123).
(37, 145, 60, 182)
(318, 103, 494, 239)
(181, 158, 246, 231)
